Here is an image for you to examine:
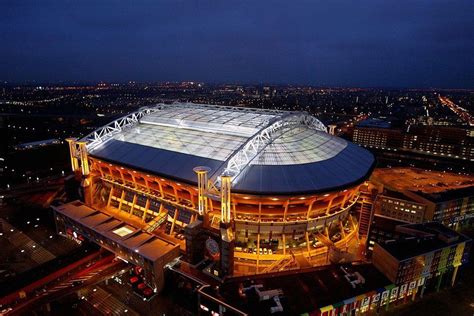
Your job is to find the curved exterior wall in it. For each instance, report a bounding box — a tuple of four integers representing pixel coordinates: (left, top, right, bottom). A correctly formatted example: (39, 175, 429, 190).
(90, 157, 362, 244)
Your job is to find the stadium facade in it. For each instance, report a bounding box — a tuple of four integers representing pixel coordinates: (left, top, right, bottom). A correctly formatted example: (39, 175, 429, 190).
(53, 103, 375, 289)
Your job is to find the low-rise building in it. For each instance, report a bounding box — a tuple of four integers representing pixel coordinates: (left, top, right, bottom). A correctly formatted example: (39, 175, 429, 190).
(370, 168, 474, 227)
(52, 201, 180, 292)
(372, 222, 471, 293)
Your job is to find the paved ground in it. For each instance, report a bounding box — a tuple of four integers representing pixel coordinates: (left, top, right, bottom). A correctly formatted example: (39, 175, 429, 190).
(80, 285, 140, 316)
(0, 202, 80, 290)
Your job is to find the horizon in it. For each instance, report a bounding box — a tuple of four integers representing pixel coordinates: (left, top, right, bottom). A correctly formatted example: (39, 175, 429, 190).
(1, 80, 473, 91)
(1, 1, 473, 89)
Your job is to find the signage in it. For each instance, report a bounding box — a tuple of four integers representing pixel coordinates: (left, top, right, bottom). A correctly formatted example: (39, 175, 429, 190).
(206, 238, 220, 260)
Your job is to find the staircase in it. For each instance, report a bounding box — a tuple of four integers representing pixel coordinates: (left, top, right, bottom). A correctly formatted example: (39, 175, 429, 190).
(145, 212, 167, 233)
(261, 256, 296, 274)
(357, 191, 376, 238)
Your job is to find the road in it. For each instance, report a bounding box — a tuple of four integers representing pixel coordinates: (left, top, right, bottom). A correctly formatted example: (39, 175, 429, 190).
(438, 95, 474, 126)
(2, 253, 127, 315)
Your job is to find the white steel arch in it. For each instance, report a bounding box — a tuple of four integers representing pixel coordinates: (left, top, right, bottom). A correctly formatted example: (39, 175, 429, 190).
(211, 112, 327, 185)
(80, 104, 168, 151)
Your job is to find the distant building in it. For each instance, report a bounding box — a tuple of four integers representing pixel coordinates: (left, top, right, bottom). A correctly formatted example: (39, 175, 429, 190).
(374, 190, 427, 224)
(351, 121, 474, 170)
(14, 138, 61, 151)
(362, 168, 474, 255)
(372, 222, 471, 293)
(370, 168, 474, 227)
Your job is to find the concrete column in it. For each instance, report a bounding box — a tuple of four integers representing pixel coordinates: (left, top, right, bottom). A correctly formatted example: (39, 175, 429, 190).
(451, 266, 459, 286)
(65, 138, 79, 172)
(436, 272, 444, 292)
(220, 174, 232, 224)
(194, 166, 211, 217)
(220, 173, 234, 277)
(420, 284, 426, 298)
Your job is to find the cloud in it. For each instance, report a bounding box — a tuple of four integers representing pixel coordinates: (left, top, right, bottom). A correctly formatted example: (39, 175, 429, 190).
(0, 0, 473, 87)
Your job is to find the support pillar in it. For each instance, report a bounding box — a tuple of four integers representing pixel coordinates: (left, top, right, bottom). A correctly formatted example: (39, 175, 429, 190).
(193, 166, 211, 226)
(220, 173, 234, 277)
(170, 209, 179, 235)
(106, 186, 114, 208)
(142, 199, 150, 222)
(436, 272, 444, 292)
(65, 138, 79, 172)
(420, 284, 426, 298)
(325, 198, 334, 215)
(451, 266, 459, 286)
(77, 141, 92, 206)
(256, 233, 260, 271)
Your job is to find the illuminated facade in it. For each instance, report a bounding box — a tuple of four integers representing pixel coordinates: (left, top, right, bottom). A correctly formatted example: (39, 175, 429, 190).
(352, 122, 474, 162)
(372, 222, 471, 293)
(62, 103, 376, 276)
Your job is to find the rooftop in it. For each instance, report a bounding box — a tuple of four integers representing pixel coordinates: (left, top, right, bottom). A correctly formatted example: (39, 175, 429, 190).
(53, 201, 177, 262)
(371, 168, 474, 195)
(85, 103, 375, 195)
(356, 118, 392, 129)
(416, 186, 474, 203)
(378, 222, 471, 261)
(202, 264, 391, 315)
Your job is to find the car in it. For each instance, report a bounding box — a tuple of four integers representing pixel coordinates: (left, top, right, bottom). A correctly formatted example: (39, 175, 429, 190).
(72, 280, 83, 287)
(137, 283, 147, 290)
(129, 276, 139, 284)
(142, 288, 153, 297)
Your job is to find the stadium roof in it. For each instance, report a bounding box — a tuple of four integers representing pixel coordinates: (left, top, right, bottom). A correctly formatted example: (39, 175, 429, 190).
(83, 103, 375, 195)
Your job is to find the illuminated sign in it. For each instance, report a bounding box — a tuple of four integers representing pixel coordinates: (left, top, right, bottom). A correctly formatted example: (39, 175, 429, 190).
(399, 284, 408, 296)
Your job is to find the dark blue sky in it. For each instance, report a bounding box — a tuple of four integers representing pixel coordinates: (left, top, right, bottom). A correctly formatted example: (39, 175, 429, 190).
(1, 1, 473, 88)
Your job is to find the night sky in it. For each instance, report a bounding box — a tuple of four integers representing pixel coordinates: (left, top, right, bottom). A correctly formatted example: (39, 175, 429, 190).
(1, 1, 473, 88)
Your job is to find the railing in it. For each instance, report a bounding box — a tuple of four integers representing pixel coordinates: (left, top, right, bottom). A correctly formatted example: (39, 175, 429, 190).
(234, 193, 360, 226)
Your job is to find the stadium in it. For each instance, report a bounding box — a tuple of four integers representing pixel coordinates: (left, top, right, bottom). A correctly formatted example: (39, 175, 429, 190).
(53, 103, 375, 289)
